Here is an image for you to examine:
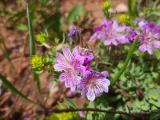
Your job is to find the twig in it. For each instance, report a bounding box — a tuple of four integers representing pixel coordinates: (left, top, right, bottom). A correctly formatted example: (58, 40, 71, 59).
(47, 108, 151, 117)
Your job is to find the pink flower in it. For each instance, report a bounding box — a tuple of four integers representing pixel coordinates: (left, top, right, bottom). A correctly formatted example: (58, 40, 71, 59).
(54, 47, 94, 91)
(68, 25, 78, 38)
(89, 19, 129, 46)
(88, 19, 110, 43)
(59, 71, 81, 91)
(137, 20, 160, 54)
(79, 70, 110, 101)
(104, 20, 129, 46)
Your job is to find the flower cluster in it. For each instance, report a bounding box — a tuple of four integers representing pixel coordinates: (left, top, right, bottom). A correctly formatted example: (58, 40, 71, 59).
(89, 19, 129, 46)
(89, 18, 160, 54)
(54, 47, 110, 101)
(53, 18, 160, 101)
(136, 18, 160, 54)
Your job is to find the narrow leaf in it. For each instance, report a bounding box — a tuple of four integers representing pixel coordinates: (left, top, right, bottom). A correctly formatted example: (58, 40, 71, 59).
(27, 3, 41, 92)
(112, 35, 139, 85)
(0, 38, 16, 72)
(0, 74, 35, 104)
(128, 0, 138, 18)
(66, 4, 84, 25)
(65, 98, 78, 109)
(27, 4, 35, 56)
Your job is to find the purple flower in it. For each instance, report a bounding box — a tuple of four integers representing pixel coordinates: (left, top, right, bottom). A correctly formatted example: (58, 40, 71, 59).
(72, 47, 94, 71)
(135, 18, 160, 54)
(79, 70, 110, 101)
(60, 71, 81, 91)
(154, 25, 160, 34)
(54, 47, 94, 90)
(53, 46, 111, 100)
(136, 18, 148, 29)
(126, 28, 138, 43)
(89, 19, 129, 46)
(104, 20, 129, 46)
(89, 19, 110, 43)
(68, 26, 78, 38)
(54, 48, 84, 72)
(138, 22, 160, 54)
(136, 18, 160, 36)
(54, 48, 84, 90)
(78, 111, 85, 118)
(139, 30, 160, 54)
(147, 23, 160, 38)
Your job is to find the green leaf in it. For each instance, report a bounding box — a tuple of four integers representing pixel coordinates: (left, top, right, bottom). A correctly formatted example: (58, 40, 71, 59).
(0, 80, 2, 95)
(66, 4, 84, 25)
(27, 3, 41, 92)
(0, 74, 35, 104)
(149, 110, 160, 120)
(44, 12, 62, 32)
(0, 37, 16, 72)
(154, 50, 160, 60)
(65, 98, 78, 109)
(46, 114, 59, 120)
(27, 4, 36, 56)
(112, 36, 139, 85)
(127, 100, 150, 112)
(128, 0, 138, 18)
(146, 88, 160, 108)
(16, 23, 28, 31)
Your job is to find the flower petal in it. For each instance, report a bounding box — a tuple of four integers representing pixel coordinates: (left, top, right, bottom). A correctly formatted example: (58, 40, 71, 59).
(62, 48, 73, 62)
(146, 45, 153, 55)
(54, 64, 66, 71)
(153, 41, 160, 48)
(104, 39, 112, 46)
(101, 79, 110, 93)
(101, 71, 109, 77)
(139, 44, 147, 52)
(56, 53, 66, 63)
(112, 20, 119, 29)
(60, 71, 81, 91)
(111, 39, 119, 46)
(86, 88, 95, 101)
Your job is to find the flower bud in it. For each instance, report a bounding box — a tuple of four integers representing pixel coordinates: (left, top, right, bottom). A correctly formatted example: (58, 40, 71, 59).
(68, 26, 78, 38)
(31, 55, 44, 70)
(36, 33, 48, 43)
(118, 14, 130, 24)
(102, 0, 111, 10)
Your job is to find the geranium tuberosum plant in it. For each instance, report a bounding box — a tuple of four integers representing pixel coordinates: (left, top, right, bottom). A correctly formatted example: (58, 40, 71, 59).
(0, 1, 160, 120)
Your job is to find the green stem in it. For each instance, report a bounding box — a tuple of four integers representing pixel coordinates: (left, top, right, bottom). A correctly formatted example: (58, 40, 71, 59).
(103, 10, 110, 19)
(112, 36, 139, 85)
(27, 3, 41, 92)
(27, 4, 35, 56)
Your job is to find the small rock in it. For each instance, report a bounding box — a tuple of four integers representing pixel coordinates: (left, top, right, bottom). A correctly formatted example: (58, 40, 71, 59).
(116, 3, 128, 13)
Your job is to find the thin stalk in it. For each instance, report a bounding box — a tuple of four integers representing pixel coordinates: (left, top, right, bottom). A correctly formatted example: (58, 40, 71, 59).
(112, 36, 139, 85)
(48, 108, 154, 117)
(27, 4, 35, 55)
(27, 3, 41, 92)
(103, 10, 110, 19)
(0, 38, 16, 73)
